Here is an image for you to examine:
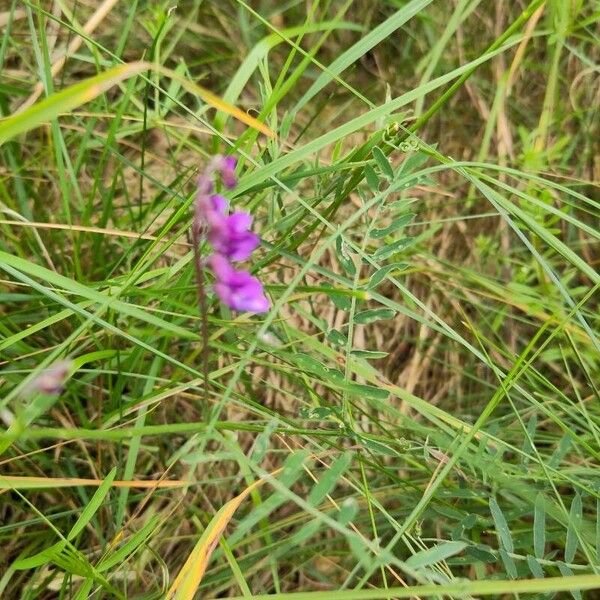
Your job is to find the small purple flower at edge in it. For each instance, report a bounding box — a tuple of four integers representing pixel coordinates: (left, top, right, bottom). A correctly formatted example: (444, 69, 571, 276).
(24, 360, 72, 396)
(210, 254, 269, 314)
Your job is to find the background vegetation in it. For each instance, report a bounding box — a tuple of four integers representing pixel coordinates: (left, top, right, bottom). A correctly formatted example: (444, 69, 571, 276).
(0, 0, 599, 598)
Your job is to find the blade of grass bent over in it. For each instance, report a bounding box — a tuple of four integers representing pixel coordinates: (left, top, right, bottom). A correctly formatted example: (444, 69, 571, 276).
(0, 61, 274, 145)
(166, 472, 279, 600)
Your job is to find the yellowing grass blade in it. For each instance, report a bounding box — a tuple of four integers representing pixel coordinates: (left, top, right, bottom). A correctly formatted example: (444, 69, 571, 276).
(157, 63, 274, 138)
(0, 61, 274, 145)
(0, 475, 186, 490)
(166, 474, 273, 600)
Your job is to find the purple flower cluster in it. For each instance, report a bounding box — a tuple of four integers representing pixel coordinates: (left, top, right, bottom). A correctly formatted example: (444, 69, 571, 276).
(24, 360, 72, 396)
(195, 156, 269, 313)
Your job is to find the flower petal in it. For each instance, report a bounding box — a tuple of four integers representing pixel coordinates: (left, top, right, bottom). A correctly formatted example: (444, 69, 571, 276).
(209, 254, 234, 281)
(210, 194, 228, 214)
(227, 211, 252, 231)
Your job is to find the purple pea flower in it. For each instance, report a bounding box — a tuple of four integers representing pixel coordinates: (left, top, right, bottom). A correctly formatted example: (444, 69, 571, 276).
(208, 211, 260, 262)
(196, 193, 227, 226)
(24, 360, 72, 396)
(210, 254, 269, 313)
(196, 193, 259, 263)
(209, 194, 228, 214)
(217, 156, 237, 189)
(193, 155, 269, 314)
(196, 154, 236, 197)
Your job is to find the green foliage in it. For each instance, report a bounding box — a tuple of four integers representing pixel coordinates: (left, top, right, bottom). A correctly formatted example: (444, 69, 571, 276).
(0, 0, 598, 598)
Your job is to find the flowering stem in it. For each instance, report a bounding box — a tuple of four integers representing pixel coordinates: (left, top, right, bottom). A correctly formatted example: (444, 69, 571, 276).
(190, 155, 268, 406)
(192, 220, 210, 407)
